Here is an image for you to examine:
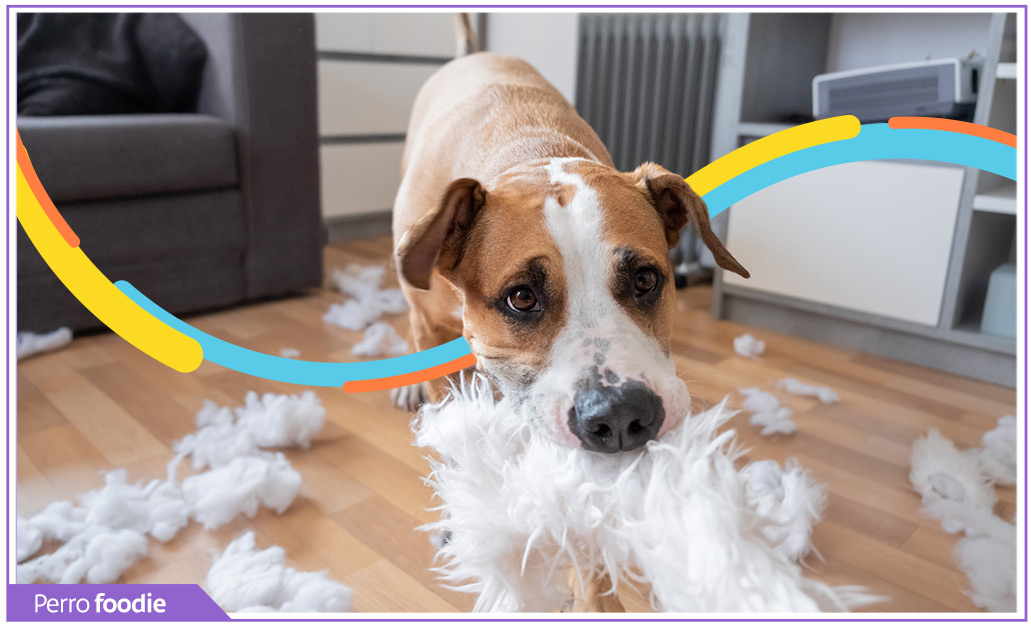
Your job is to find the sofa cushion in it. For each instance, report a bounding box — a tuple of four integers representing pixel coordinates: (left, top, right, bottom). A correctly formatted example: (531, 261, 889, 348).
(17, 114, 237, 203)
(18, 189, 248, 333)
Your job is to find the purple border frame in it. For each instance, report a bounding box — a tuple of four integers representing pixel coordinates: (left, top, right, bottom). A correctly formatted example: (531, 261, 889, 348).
(5, 2, 1028, 621)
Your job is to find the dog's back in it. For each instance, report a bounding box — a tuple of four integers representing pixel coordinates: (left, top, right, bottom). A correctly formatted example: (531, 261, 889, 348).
(396, 54, 612, 233)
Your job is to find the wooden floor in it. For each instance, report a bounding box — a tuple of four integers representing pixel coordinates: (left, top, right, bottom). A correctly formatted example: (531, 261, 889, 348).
(16, 236, 1017, 613)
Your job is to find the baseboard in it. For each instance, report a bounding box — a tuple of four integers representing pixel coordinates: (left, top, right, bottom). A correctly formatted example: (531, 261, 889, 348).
(720, 290, 1016, 387)
(324, 211, 393, 243)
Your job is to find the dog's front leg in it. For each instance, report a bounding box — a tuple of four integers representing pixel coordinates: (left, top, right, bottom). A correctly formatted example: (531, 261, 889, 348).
(569, 570, 626, 613)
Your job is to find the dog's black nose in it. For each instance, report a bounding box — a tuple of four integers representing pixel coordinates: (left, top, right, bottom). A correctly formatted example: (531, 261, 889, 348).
(568, 379, 665, 453)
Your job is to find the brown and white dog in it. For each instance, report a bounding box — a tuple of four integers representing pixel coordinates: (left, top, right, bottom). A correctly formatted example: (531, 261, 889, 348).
(392, 52, 749, 457)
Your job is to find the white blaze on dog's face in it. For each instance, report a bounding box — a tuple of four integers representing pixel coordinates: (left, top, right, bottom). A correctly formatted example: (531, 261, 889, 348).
(399, 158, 749, 453)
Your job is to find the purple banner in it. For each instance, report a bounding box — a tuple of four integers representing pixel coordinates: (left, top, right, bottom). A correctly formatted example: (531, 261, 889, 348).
(7, 584, 229, 622)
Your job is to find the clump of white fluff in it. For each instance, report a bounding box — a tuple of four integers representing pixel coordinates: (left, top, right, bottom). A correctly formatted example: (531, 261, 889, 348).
(910, 427, 1017, 612)
(743, 460, 827, 563)
(414, 374, 874, 612)
(733, 333, 765, 357)
(175, 391, 325, 469)
(910, 428, 996, 532)
(182, 454, 301, 530)
(980, 415, 1016, 486)
(206, 532, 352, 612)
(739, 388, 796, 435)
(776, 378, 840, 404)
(324, 264, 408, 331)
(352, 321, 409, 357)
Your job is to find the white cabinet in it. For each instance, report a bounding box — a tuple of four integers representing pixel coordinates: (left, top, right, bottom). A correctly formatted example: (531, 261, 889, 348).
(723, 161, 965, 326)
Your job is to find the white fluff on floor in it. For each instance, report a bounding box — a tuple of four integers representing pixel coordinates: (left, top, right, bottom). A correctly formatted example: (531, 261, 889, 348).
(415, 375, 873, 612)
(777, 378, 840, 404)
(922, 500, 1016, 612)
(733, 333, 765, 358)
(743, 460, 827, 563)
(279, 347, 301, 359)
(17, 327, 72, 360)
(910, 428, 1016, 612)
(173, 391, 325, 470)
(739, 388, 796, 435)
(980, 415, 1016, 486)
(182, 454, 301, 530)
(352, 321, 409, 357)
(325, 264, 408, 332)
(206, 531, 352, 612)
(18, 392, 324, 589)
(910, 429, 996, 531)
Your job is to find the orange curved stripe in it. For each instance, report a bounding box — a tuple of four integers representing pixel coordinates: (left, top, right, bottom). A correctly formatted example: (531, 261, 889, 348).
(888, 117, 1017, 148)
(342, 353, 477, 393)
(16, 131, 80, 248)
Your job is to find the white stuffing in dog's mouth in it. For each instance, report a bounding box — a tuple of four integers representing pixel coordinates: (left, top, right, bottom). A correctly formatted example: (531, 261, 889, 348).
(414, 374, 878, 612)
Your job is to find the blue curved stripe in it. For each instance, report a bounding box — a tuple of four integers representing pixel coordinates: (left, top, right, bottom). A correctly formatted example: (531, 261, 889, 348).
(115, 280, 472, 386)
(702, 124, 1017, 217)
(112, 121, 1015, 388)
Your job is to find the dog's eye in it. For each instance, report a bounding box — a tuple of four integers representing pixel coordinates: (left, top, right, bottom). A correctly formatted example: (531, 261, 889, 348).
(634, 269, 659, 296)
(506, 286, 539, 312)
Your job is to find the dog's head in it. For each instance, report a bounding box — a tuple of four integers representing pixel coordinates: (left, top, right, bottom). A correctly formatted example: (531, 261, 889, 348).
(397, 158, 749, 453)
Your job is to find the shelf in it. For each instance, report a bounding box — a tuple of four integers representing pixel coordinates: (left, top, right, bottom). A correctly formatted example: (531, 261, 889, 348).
(973, 182, 1017, 214)
(996, 62, 1017, 79)
(737, 122, 793, 138)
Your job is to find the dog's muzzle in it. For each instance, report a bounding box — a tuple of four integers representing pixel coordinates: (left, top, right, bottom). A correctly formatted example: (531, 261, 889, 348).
(568, 379, 665, 453)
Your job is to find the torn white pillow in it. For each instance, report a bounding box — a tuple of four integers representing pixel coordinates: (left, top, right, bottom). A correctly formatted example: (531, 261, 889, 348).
(415, 374, 876, 612)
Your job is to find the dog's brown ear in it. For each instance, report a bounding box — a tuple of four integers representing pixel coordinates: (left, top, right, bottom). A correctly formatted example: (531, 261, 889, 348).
(629, 162, 750, 279)
(396, 178, 487, 290)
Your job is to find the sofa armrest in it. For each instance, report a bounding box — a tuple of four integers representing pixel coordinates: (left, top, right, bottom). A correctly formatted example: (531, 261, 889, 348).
(180, 13, 324, 298)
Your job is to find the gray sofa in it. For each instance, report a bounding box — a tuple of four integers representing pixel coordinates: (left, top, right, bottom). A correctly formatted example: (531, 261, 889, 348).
(17, 13, 324, 333)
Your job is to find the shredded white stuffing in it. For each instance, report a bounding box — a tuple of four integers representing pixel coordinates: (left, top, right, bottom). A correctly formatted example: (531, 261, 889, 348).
(733, 333, 765, 358)
(980, 415, 1016, 486)
(206, 532, 352, 612)
(743, 460, 827, 563)
(414, 374, 875, 612)
(910, 427, 1017, 612)
(324, 264, 408, 332)
(279, 347, 301, 359)
(18, 391, 324, 590)
(17, 327, 73, 360)
(910, 428, 996, 531)
(182, 454, 301, 530)
(776, 378, 840, 404)
(352, 322, 409, 357)
(739, 388, 797, 435)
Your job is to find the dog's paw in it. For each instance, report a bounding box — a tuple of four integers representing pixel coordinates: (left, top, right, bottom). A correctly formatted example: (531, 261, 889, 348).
(391, 382, 427, 412)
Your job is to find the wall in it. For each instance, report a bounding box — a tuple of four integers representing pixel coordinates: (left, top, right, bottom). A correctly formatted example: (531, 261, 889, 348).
(825, 12, 993, 72)
(485, 13, 579, 104)
(315, 13, 455, 222)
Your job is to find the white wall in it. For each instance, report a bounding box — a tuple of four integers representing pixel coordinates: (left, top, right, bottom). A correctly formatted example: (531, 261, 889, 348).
(315, 13, 456, 219)
(826, 13, 993, 72)
(485, 13, 579, 104)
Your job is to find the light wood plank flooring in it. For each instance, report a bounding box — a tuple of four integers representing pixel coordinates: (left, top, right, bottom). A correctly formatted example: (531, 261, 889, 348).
(16, 236, 1017, 613)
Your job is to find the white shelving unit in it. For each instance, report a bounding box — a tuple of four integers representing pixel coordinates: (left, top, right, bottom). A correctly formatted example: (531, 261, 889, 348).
(709, 12, 1019, 386)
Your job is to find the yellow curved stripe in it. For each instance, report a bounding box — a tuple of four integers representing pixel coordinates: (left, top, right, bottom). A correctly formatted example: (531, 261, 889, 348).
(686, 116, 861, 196)
(16, 166, 203, 373)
